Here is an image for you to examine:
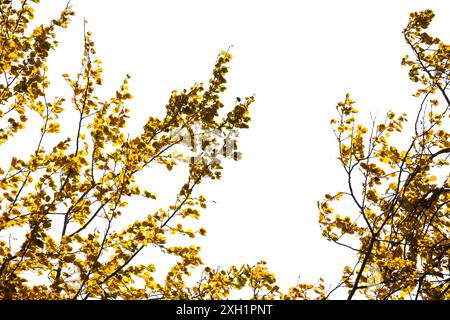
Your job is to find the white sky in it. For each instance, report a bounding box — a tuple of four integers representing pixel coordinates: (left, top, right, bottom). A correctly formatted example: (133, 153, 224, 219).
(11, 0, 450, 298)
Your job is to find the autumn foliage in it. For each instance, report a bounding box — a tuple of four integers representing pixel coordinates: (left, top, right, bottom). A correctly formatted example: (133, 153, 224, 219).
(1, 1, 450, 300)
(0, 0, 275, 299)
(320, 10, 450, 299)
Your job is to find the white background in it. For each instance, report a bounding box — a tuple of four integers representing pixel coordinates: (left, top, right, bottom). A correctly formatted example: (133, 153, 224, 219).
(16, 0, 450, 297)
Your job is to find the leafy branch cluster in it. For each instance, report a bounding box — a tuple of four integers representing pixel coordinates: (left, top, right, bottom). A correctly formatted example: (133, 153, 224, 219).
(320, 10, 450, 300)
